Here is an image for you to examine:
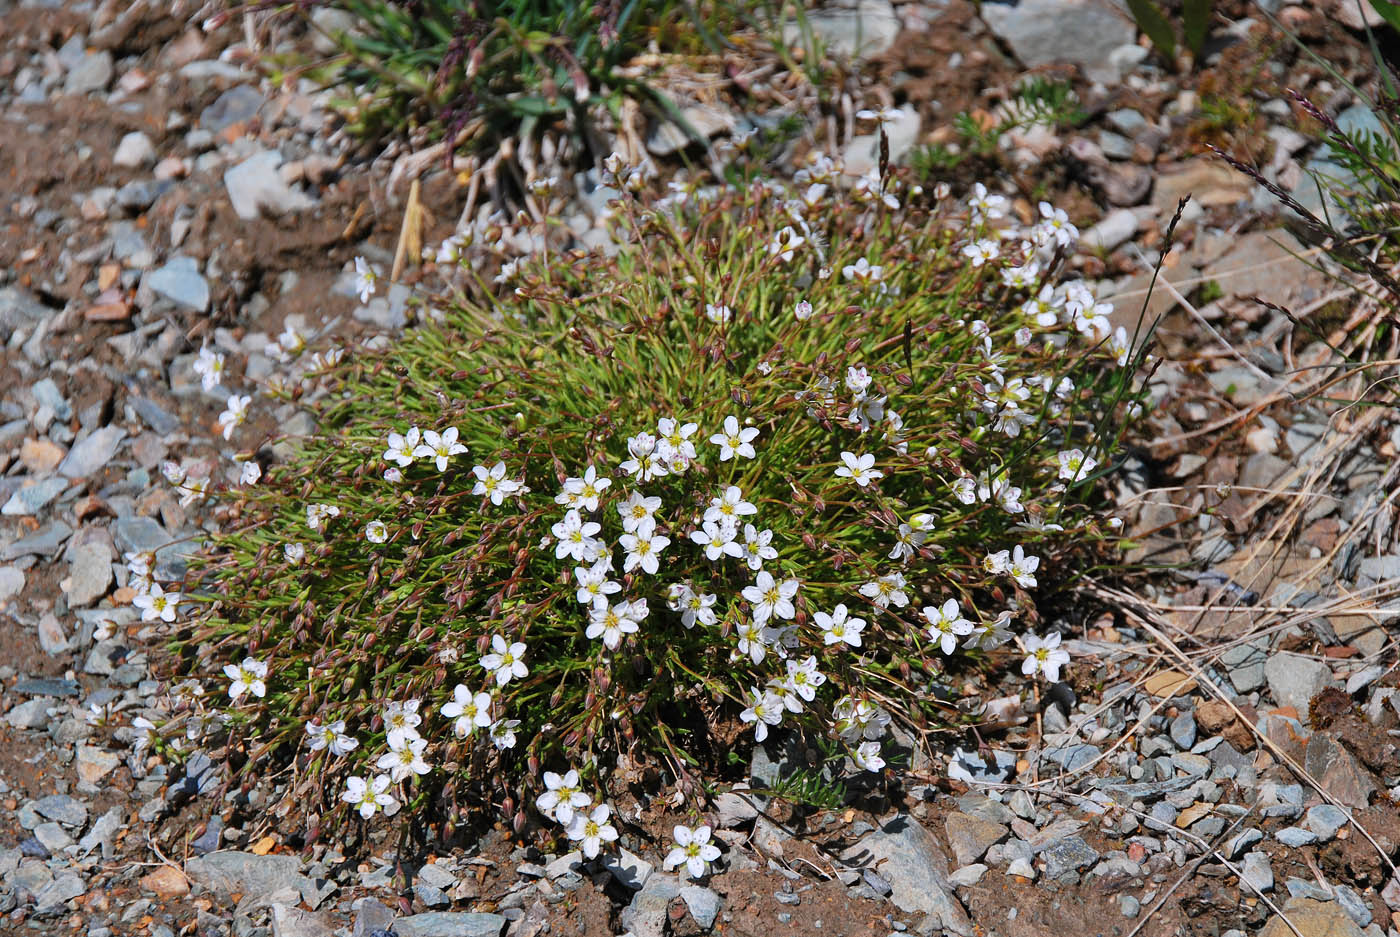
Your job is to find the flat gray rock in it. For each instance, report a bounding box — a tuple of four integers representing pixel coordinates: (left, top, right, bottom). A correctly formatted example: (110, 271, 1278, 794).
(1264, 652, 1333, 720)
(840, 814, 972, 935)
(783, 0, 899, 60)
(2, 520, 73, 560)
(944, 811, 1008, 867)
(224, 149, 315, 221)
(200, 85, 264, 132)
(186, 851, 308, 899)
(392, 912, 508, 937)
(65, 541, 113, 607)
(143, 256, 210, 313)
(980, 0, 1134, 84)
(58, 427, 126, 479)
(65, 50, 113, 94)
(270, 904, 336, 937)
(34, 794, 88, 828)
(1, 477, 69, 516)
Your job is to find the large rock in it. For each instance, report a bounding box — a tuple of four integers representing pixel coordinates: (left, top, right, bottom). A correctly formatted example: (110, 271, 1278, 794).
(943, 812, 1008, 867)
(840, 814, 972, 935)
(783, 0, 900, 60)
(980, 0, 1135, 84)
(841, 106, 922, 178)
(58, 427, 126, 479)
(224, 149, 315, 220)
(1264, 652, 1333, 720)
(185, 851, 308, 900)
(392, 912, 507, 937)
(1259, 896, 1365, 937)
(143, 256, 210, 313)
(1303, 735, 1377, 809)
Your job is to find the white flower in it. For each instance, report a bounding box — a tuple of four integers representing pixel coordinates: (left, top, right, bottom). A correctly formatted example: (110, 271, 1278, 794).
(690, 519, 736, 561)
(1021, 632, 1070, 681)
(769, 226, 805, 263)
(733, 523, 777, 571)
(238, 460, 261, 485)
(859, 572, 909, 609)
(705, 486, 757, 529)
(740, 686, 784, 742)
(888, 523, 925, 563)
(441, 685, 493, 738)
(815, 604, 865, 648)
(1007, 545, 1040, 588)
(709, 416, 758, 461)
(782, 655, 826, 702)
(735, 619, 769, 664)
(566, 804, 618, 859)
(741, 571, 798, 625)
(586, 599, 644, 650)
(307, 503, 340, 532)
(1033, 201, 1078, 248)
(574, 561, 621, 608)
(982, 549, 1011, 575)
(619, 519, 669, 575)
(855, 104, 900, 125)
(217, 394, 251, 440)
(413, 428, 468, 472)
(704, 303, 732, 324)
(952, 476, 979, 505)
(853, 740, 886, 772)
(616, 492, 662, 533)
(961, 238, 1000, 267)
(179, 475, 210, 507)
(194, 344, 225, 391)
(377, 736, 430, 782)
(795, 299, 814, 320)
(619, 432, 669, 481)
(667, 582, 717, 628)
(552, 509, 603, 563)
(365, 520, 388, 544)
(556, 465, 612, 512)
(382, 699, 423, 750)
(161, 460, 186, 486)
(664, 825, 722, 879)
(473, 461, 520, 506)
(922, 599, 974, 655)
(835, 451, 883, 487)
(131, 716, 159, 757)
(1109, 326, 1132, 367)
(1057, 448, 1098, 483)
(306, 719, 358, 756)
(223, 657, 268, 701)
(284, 542, 306, 565)
(342, 774, 397, 819)
(833, 696, 891, 743)
(480, 634, 528, 686)
(487, 717, 520, 750)
(383, 427, 421, 467)
(969, 182, 1008, 222)
(842, 257, 882, 284)
(537, 769, 590, 825)
(353, 256, 379, 303)
(133, 583, 179, 623)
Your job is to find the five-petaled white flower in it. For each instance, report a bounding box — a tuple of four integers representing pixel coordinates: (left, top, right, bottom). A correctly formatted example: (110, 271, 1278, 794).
(1008, 545, 1040, 588)
(490, 718, 521, 749)
(616, 492, 662, 533)
(815, 603, 865, 648)
(709, 416, 758, 461)
(1057, 448, 1098, 483)
(665, 824, 722, 879)
(842, 257, 882, 284)
(741, 571, 798, 625)
(342, 774, 397, 819)
(705, 486, 757, 530)
(480, 634, 528, 686)
(238, 461, 261, 485)
(353, 256, 379, 303)
(552, 509, 603, 562)
(859, 572, 909, 609)
(1021, 632, 1070, 682)
(740, 686, 784, 741)
(620, 519, 669, 575)
(472, 461, 520, 506)
(377, 736, 431, 782)
(224, 657, 268, 701)
(733, 523, 777, 571)
(586, 599, 645, 650)
(413, 428, 468, 472)
(668, 582, 718, 628)
(307, 503, 340, 532)
(284, 542, 306, 565)
(305, 719, 358, 756)
(441, 685, 493, 738)
(835, 451, 883, 487)
(383, 699, 423, 750)
(537, 769, 590, 825)
(217, 394, 251, 440)
(383, 427, 421, 467)
(574, 561, 622, 608)
(656, 418, 698, 468)
(782, 655, 826, 702)
(194, 344, 225, 391)
(853, 740, 886, 772)
(365, 520, 388, 544)
(922, 599, 974, 655)
(690, 519, 736, 562)
(556, 465, 612, 512)
(134, 583, 180, 622)
(769, 226, 805, 263)
(566, 804, 619, 859)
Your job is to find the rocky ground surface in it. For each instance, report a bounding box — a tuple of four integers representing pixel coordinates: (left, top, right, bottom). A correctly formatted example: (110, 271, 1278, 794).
(1, 0, 1398, 936)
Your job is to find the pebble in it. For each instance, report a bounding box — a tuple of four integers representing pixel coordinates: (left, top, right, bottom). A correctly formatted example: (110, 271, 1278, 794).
(948, 864, 987, 887)
(838, 815, 972, 932)
(1241, 852, 1274, 893)
(200, 84, 265, 133)
(113, 132, 157, 169)
(1170, 711, 1198, 750)
(65, 541, 113, 607)
(1042, 836, 1100, 880)
(1264, 652, 1335, 720)
(1226, 828, 1263, 859)
(1118, 894, 1141, 918)
(58, 427, 126, 479)
(34, 793, 88, 828)
(143, 256, 211, 313)
(224, 148, 315, 220)
(2, 477, 69, 516)
(944, 812, 1009, 867)
(65, 51, 113, 94)
(680, 884, 721, 930)
(1305, 804, 1349, 842)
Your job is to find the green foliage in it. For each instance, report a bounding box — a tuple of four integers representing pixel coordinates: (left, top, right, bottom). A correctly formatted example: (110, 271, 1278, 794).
(186, 173, 1142, 831)
(1009, 76, 1087, 131)
(910, 79, 1081, 179)
(1125, 0, 1213, 63)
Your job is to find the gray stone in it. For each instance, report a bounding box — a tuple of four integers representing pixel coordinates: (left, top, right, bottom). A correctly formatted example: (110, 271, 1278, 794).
(415, 863, 456, 890)
(839, 815, 972, 935)
(619, 874, 681, 937)
(32, 871, 85, 914)
(412, 883, 449, 909)
(841, 106, 922, 177)
(186, 851, 308, 900)
(114, 515, 174, 554)
(65, 51, 113, 94)
(783, 0, 900, 60)
(113, 133, 157, 169)
(602, 848, 652, 891)
(224, 149, 314, 221)
(1041, 744, 1099, 772)
(5, 698, 53, 729)
(980, 0, 1135, 84)
(2, 478, 69, 516)
(352, 899, 395, 937)
(34, 794, 88, 828)
(11, 677, 79, 697)
(116, 179, 173, 212)
(713, 790, 759, 827)
(76, 807, 123, 858)
(271, 904, 335, 937)
(646, 103, 737, 156)
(1221, 639, 1270, 693)
(1041, 835, 1099, 880)
(1226, 827, 1263, 859)
(948, 864, 988, 887)
(66, 541, 113, 607)
(680, 884, 721, 929)
(377, 913, 506, 937)
(33, 823, 72, 854)
(33, 378, 72, 419)
(1303, 735, 1377, 810)
(943, 812, 1008, 867)
(1333, 884, 1371, 927)
(143, 256, 210, 312)
(37, 613, 68, 655)
(1241, 851, 1274, 893)
(129, 396, 180, 435)
(1275, 826, 1318, 847)
(1264, 652, 1333, 720)
(0, 286, 51, 341)
(200, 85, 264, 132)
(1305, 804, 1349, 841)
(58, 427, 126, 479)
(1170, 711, 1198, 750)
(1119, 894, 1141, 918)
